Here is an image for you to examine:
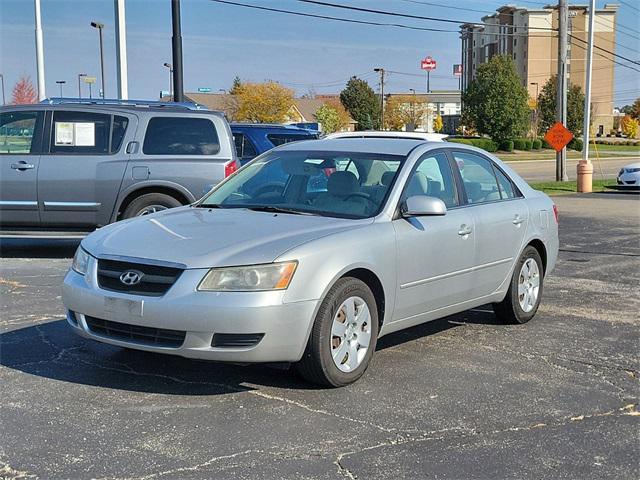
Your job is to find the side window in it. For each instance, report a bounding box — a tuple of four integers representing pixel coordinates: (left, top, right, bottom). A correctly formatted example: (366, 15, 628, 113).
(111, 115, 129, 153)
(233, 133, 256, 160)
(50, 111, 110, 154)
(143, 117, 220, 155)
(494, 167, 517, 199)
(267, 133, 316, 146)
(453, 151, 501, 204)
(403, 151, 458, 208)
(0, 111, 43, 154)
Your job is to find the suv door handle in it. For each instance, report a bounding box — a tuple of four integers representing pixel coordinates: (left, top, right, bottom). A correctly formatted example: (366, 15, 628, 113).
(11, 162, 35, 171)
(512, 215, 524, 226)
(126, 141, 139, 154)
(458, 224, 473, 236)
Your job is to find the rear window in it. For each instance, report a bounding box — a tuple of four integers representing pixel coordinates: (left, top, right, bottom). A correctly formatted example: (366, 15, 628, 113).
(267, 133, 316, 147)
(143, 117, 220, 155)
(50, 111, 110, 154)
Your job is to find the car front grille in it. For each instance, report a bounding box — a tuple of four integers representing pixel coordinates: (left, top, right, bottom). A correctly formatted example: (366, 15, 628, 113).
(97, 259, 183, 296)
(85, 316, 186, 348)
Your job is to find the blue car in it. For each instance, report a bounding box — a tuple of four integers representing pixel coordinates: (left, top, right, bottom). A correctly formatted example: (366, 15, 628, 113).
(231, 123, 318, 165)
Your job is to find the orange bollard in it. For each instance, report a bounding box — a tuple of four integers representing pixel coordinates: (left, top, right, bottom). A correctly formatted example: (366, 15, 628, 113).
(576, 160, 594, 193)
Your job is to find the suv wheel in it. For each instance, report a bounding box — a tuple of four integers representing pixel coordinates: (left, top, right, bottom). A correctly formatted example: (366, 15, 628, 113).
(493, 245, 544, 324)
(296, 277, 378, 387)
(122, 193, 183, 219)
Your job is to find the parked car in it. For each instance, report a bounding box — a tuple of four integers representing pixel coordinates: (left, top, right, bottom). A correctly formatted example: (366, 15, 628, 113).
(62, 138, 558, 387)
(0, 99, 237, 232)
(617, 162, 640, 188)
(324, 130, 447, 142)
(231, 123, 318, 164)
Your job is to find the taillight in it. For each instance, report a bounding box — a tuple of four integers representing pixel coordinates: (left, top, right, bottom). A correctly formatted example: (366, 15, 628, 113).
(552, 204, 559, 223)
(224, 160, 238, 177)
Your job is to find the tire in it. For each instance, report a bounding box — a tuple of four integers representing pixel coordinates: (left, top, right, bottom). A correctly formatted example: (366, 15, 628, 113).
(296, 277, 379, 387)
(121, 193, 183, 219)
(493, 245, 544, 324)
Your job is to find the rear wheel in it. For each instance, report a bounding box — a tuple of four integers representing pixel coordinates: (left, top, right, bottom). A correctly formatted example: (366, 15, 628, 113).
(296, 278, 378, 387)
(493, 245, 544, 324)
(121, 193, 183, 219)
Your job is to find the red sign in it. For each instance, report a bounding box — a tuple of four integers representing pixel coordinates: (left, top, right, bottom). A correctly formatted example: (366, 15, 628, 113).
(544, 122, 574, 152)
(453, 64, 462, 77)
(421, 56, 437, 71)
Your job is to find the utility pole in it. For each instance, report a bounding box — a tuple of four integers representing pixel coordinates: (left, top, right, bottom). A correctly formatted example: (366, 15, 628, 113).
(34, 0, 46, 101)
(171, 0, 184, 102)
(164, 63, 173, 100)
(114, 0, 129, 99)
(374, 67, 385, 130)
(577, 0, 596, 192)
(91, 22, 106, 98)
(0, 74, 5, 105)
(556, 0, 569, 181)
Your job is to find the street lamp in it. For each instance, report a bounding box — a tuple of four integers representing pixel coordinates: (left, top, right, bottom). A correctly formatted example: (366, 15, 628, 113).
(163, 62, 173, 100)
(56, 80, 66, 97)
(0, 74, 5, 105)
(91, 21, 106, 98)
(374, 68, 385, 130)
(530, 82, 539, 138)
(78, 73, 87, 99)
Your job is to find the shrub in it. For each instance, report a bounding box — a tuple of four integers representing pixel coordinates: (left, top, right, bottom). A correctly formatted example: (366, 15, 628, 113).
(532, 139, 542, 150)
(500, 140, 514, 152)
(568, 138, 583, 151)
(447, 137, 498, 152)
(513, 138, 526, 150)
(524, 139, 533, 151)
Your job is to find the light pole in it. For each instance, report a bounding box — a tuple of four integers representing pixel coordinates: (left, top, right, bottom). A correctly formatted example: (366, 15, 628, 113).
(409, 88, 416, 130)
(530, 82, 539, 139)
(56, 80, 66, 97)
(78, 73, 87, 99)
(0, 74, 5, 105)
(171, 0, 185, 102)
(91, 21, 106, 98)
(374, 67, 385, 130)
(163, 62, 173, 100)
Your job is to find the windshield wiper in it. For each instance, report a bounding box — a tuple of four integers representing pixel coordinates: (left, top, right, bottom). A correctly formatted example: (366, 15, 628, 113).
(246, 205, 315, 216)
(194, 203, 222, 208)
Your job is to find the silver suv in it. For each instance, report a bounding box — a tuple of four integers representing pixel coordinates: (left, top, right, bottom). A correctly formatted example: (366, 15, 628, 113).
(0, 100, 237, 232)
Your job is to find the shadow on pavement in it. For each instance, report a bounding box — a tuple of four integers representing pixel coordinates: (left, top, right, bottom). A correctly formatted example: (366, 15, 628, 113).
(0, 238, 81, 259)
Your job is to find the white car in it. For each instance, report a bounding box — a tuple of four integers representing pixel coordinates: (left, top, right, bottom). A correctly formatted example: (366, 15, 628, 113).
(324, 130, 447, 142)
(617, 162, 640, 188)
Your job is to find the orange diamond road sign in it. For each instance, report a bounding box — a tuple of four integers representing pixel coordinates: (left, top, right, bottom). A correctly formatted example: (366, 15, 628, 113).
(544, 122, 574, 152)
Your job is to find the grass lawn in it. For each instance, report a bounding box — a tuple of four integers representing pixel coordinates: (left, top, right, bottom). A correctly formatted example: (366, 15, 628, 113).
(589, 143, 640, 152)
(528, 179, 617, 195)
(496, 145, 639, 162)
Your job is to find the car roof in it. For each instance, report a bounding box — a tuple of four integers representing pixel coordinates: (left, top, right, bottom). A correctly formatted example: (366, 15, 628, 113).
(2, 101, 224, 116)
(275, 137, 435, 156)
(230, 123, 315, 132)
(325, 130, 447, 142)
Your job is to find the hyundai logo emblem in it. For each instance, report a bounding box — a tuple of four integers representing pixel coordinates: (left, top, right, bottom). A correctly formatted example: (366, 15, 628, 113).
(119, 270, 143, 286)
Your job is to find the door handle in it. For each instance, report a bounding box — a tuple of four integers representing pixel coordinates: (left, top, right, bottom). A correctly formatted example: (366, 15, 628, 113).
(512, 215, 524, 226)
(458, 224, 473, 236)
(11, 162, 35, 171)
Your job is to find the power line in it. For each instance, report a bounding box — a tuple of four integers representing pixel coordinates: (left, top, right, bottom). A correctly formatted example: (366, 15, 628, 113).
(619, 1, 640, 13)
(208, 0, 458, 32)
(396, 0, 490, 15)
(570, 34, 640, 66)
(571, 39, 640, 73)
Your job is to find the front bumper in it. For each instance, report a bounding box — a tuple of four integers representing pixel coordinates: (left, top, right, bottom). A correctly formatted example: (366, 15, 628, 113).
(617, 172, 640, 187)
(61, 259, 319, 363)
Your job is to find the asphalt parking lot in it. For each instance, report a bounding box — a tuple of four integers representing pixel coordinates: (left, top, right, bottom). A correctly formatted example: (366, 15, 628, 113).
(1, 192, 638, 480)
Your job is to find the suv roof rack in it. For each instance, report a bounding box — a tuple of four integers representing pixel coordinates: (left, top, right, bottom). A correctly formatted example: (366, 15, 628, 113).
(41, 97, 209, 111)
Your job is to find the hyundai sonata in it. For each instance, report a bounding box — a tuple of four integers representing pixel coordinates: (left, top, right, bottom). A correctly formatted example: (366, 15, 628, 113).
(63, 138, 559, 386)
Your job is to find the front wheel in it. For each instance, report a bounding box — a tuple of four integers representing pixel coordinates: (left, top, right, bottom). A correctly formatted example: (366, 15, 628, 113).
(296, 278, 379, 387)
(493, 245, 544, 324)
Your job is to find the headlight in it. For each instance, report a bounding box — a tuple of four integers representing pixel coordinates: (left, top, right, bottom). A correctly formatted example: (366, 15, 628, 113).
(198, 261, 298, 292)
(72, 247, 91, 275)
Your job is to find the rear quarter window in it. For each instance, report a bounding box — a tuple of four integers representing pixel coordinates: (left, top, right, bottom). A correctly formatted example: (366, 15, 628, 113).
(143, 117, 220, 155)
(267, 133, 316, 147)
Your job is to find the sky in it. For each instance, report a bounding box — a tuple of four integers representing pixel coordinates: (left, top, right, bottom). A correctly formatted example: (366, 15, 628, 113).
(0, 0, 638, 105)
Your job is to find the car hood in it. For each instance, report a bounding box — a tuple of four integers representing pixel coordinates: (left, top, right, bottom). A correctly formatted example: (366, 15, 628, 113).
(82, 206, 371, 269)
(622, 162, 640, 170)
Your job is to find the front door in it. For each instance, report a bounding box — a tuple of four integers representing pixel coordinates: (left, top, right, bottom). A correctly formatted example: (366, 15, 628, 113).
(392, 150, 476, 322)
(37, 110, 132, 228)
(0, 110, 44, 226)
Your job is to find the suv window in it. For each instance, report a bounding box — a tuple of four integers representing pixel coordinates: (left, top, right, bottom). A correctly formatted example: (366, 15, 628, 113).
(143, 117, 220, 155)
(233, 132, 257, 159)
(453, 151, 501, 204)
(111, 115, 129, 152)
(50, 111, 110, 154)
(403, 151, 458, 208)
(0, 111, 43, 154)
(267, 133, 316, 146)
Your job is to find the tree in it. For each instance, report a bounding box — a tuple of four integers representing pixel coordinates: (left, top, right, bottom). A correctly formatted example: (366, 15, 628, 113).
(384, 95, 429, 131)
(234, 81, 294, 123)
(314, 99, 350, 133)
(630, 98, 640, 120)
(621, 114, 639, 139)
(11, 75, 37, 104)
(537, 75, 585, 136)
(229, 76, 242, 95)
(462, 55, 529, 142)
(433, 114, 443, 133)
(340, 76, 380, 131)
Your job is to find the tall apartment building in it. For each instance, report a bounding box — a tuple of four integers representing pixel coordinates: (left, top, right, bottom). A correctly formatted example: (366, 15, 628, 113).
(461, 4, 618, 135)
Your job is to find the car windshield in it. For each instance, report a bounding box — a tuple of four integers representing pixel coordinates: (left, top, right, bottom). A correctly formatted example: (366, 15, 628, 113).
(199, 150, 405, 219)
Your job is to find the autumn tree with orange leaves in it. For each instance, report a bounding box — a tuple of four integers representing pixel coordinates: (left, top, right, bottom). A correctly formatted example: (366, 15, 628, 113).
(11, 76, 38, 104)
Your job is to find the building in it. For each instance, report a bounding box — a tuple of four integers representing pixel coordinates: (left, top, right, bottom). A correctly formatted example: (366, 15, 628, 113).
(385, 91, 461, 134)
(461, 3, 618, 134)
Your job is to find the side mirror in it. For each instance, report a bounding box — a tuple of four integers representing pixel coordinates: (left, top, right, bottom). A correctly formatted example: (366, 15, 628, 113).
(401, 195, 447, 217)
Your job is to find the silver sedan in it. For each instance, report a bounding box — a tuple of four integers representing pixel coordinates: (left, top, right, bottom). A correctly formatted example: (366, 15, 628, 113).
(62, 138, 559, 387)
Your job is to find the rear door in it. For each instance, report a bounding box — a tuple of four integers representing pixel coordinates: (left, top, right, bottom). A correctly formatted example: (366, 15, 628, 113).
(451, 150, 529, 297)
(0, 109, 44, 226)
(38, 110, 134, 228)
